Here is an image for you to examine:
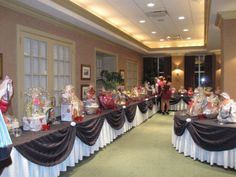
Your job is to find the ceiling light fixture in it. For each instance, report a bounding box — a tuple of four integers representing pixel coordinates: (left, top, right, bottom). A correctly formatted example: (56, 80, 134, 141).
(167, 36, 171, 39)
(183, 29, 189, 32)
(178, 16, 185, 20)
(151, 31, 157, 34)
(147, 3, 155, 7)
(186, 37, 191, 40)
(139, 20, 146, 23)
(160, 39, 164, 41)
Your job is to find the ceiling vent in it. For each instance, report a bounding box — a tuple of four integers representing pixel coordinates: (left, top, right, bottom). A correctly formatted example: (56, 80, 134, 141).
(167, 34, 182, 41)
(145, 10, 168, 18)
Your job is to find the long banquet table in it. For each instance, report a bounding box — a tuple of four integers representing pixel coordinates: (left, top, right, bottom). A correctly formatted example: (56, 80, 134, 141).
(172, 111, 236, 169)
(1, 97, 158, 177)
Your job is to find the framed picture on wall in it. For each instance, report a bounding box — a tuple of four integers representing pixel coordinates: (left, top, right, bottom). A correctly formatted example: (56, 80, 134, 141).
(81, 64, 91, 80)
(81, 84, 89, 100)
(0, 53, 2, 80)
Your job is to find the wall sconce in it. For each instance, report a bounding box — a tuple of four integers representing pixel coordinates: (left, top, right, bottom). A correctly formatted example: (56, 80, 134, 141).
(174, 65, 182, 76)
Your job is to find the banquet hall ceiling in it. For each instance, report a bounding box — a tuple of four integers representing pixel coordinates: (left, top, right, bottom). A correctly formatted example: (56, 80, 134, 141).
(69, 0, 205, 49)
(1, 0, 236, 54)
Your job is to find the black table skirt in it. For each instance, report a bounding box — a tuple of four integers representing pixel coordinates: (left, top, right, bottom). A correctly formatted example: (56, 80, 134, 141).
(174, 111, 236, 151)
(7, 96, 158, 167)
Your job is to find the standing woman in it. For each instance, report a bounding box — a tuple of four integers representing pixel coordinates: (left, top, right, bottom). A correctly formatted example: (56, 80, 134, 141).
(161, 76, 172, 115)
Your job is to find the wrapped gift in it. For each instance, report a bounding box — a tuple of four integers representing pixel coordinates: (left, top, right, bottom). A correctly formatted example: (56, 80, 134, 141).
(61, 85, 84, 121)
(61, 104, 73, 121)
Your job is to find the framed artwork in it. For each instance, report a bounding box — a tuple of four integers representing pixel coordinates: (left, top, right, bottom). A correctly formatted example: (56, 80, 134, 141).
(81, 64, 91, 80)
(120, 69, 125, 80)
(0, 53, 2, 80)
(81, 84, 89, 100)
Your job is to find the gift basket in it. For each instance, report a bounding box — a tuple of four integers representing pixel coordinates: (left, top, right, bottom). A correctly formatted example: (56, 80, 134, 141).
(145, 82, 155, 96)
(187, 87, 207, 116)
(83, 85, 99, 114)
(98, 90, 116, 110)
(23, 87, 48, 131)
(126, 87, 140, 101)
(114, 85, 128, 106)
(97, 70, 124, 109)
(61, 85, 84, 122)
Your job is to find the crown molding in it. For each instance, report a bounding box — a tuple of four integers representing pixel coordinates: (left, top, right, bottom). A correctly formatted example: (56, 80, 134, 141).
(215, 10, 236, 29)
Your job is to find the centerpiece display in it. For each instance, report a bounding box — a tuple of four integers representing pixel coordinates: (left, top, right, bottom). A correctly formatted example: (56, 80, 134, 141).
(61, 85, 84, 122)
(83, 85, 99, 114)
(97, 70, 124, 109)
(23, 87, 51, 131)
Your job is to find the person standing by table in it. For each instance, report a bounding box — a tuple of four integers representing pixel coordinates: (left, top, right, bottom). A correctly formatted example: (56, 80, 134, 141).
(161, 76, 172, 115)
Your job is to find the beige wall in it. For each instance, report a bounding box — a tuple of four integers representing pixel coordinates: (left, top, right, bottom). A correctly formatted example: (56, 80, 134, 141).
(171, 55, 184, 90)
(0, 6, 142, 118)
(221, 19, 236, 99)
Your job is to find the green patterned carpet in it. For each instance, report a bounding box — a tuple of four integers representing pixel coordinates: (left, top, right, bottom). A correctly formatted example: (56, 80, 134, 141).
(60, 114, 235, 177)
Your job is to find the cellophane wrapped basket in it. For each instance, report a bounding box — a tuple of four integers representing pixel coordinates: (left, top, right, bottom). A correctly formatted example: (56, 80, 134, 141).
(98, 91, 115, 110)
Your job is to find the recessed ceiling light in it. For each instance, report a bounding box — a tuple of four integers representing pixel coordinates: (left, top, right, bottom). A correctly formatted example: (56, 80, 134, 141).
(139, 20, 146, 23)
(178, 16, 185, 20)
(167, 36, 171, 39)
(160, 39, 165, 41)
(147, 3, 155, 7)
(151, 31, 157, 34)
(183, 29, 189, 32)
(186, 37, 191, 40)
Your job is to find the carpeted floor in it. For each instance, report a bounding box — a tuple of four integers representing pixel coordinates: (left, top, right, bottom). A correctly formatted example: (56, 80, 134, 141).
(60, 114, 236, 177)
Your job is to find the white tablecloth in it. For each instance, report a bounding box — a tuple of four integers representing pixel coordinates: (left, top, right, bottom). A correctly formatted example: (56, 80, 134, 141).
(172, 128, 236, 169)
(1, 103, 158, 177)
(169, 99, 188, 111)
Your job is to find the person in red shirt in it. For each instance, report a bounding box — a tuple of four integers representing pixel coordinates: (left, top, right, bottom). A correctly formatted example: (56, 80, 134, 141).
(161, 76, 172, 115)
